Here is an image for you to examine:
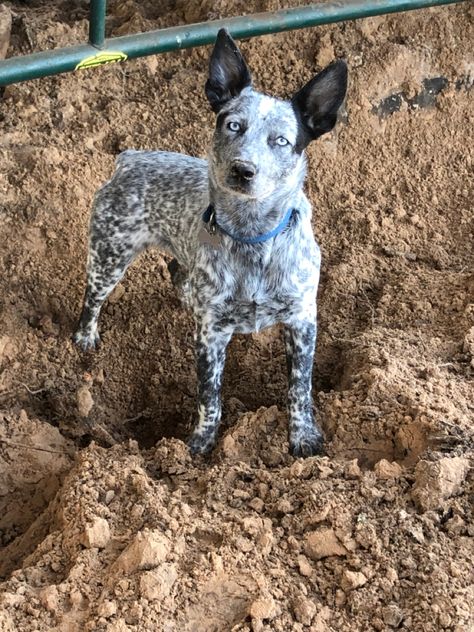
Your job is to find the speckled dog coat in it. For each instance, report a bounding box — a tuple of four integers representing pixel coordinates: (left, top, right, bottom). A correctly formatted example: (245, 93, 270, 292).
(74, 29, 348, 456)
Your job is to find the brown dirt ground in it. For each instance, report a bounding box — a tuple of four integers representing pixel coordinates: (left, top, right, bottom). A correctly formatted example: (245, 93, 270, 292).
(0, 1, 473, 631)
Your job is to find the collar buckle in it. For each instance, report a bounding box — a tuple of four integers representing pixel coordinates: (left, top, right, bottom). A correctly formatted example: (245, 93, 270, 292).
(207, 209, 217, 234)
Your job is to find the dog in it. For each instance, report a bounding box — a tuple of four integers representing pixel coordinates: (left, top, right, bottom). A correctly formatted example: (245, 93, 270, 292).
(73, 29, 348, 457)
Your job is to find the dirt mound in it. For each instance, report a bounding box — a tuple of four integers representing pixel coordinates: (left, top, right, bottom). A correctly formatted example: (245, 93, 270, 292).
(0, 410, 74, 578)
(1, 412, 472, 631)
(1, 0, 473, 630)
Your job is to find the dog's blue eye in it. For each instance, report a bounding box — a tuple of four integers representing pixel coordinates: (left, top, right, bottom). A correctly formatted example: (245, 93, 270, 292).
(227, 121, 241, 132)
(276, 136, 289, 146)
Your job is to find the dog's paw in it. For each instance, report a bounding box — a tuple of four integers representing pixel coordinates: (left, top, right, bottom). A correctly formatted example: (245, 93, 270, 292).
(290, 429, 325, 458)
(72, 328, 100, 352)
(187, 431, 216, 456)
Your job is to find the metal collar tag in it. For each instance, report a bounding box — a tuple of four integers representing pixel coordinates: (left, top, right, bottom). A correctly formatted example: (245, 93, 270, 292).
(199, 206, 222, 248)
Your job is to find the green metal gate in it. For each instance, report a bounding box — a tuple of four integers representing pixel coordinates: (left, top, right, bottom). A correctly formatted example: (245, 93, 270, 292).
(0, 0, 467, 86)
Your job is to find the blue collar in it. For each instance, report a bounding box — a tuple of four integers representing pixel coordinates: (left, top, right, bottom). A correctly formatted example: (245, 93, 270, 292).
(202, 204, 295, 245)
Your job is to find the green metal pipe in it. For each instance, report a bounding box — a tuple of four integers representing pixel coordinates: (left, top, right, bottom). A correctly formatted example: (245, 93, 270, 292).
(89, 0, 107, 48)
(0, 0, 466, 86)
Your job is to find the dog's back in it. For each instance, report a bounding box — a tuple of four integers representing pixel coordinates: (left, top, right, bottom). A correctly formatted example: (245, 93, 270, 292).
(93, 150, 209, 267)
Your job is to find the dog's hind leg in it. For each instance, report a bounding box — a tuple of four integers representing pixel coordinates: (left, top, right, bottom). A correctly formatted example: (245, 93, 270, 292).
(284, 320, 324, 457)
(73, 202, 149, 351)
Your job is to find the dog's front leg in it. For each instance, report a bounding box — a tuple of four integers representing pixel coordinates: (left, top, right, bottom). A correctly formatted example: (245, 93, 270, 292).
(188, 318, 232, 455)
(284, 320, 324, 457)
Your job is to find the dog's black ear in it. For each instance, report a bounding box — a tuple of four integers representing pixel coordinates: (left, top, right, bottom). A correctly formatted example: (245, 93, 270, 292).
(292, 60, 348, 147)
(205, 29, 252, 113)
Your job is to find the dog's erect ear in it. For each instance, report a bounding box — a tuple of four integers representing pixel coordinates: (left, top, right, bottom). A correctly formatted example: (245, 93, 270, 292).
(292, 60, 348, 147)
(205, 29, 252, 113)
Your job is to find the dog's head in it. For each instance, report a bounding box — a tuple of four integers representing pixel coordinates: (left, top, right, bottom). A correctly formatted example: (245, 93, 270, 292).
(205, 29, 348, 201)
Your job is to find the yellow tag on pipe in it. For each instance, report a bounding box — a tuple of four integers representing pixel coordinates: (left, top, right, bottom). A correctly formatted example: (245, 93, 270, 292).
(75, 51, 127, 70)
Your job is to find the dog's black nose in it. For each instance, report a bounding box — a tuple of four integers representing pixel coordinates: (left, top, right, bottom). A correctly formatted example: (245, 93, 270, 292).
(231, 161, 257, 181)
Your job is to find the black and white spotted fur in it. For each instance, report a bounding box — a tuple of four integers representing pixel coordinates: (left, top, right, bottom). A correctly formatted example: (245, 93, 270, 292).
(73, 30, 348, 457)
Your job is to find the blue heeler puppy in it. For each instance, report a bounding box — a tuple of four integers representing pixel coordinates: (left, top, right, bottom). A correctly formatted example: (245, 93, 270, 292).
(73, 29, 347, 457)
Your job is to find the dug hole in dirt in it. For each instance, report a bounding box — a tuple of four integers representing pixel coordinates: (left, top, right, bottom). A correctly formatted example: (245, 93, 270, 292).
(0, 1, 473, 631)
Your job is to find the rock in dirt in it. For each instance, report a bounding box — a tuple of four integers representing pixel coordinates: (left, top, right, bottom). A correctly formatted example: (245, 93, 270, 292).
(108, 284, 125, 304)
(315, 33, 335, 68)
(0, 593, 25, 608)
(383, 603, 404, 627)
(0, 611, 15, 632)
(115, 529, 170, 574)
(304, 528, 347, 560)
(106, 618, 131, 632)
(374, 459, 403, 479)
(341, 569, 368, 592)
(345, 459, 362, 478)
(82, 517, 111, 549)
(38, 314, 59, 337)
(249, 595, 278, 624)
(444, 514, 466, 535)
(293, 595, 317, 625)
(69, 588, 84, 608)
(38, 585, 60, 613)
(297, 555, 313, 577)
(0, 4, 12, 59)
(463, 326, 474, 355)
(139, 563, 177, 600)
(76, 385, 94, 417)
(97, 600, 117, 618)
(0, 335, 16, 365)
(411, 457, 470, 511)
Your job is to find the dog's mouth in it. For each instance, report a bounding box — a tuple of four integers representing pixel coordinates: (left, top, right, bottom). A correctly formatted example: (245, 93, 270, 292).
(225, 174, 254, 195)
(222, 175, 278, 200)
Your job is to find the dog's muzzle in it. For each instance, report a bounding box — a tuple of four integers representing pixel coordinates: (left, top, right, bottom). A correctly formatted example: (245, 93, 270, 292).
(226, 160, 259, 194)
(230, 160, 258, 181)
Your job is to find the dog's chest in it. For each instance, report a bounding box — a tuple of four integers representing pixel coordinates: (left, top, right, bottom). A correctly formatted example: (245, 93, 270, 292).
(231, 271, 286, 332)
(191, 240, 319, 332)
(236, 272, 316, 332)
